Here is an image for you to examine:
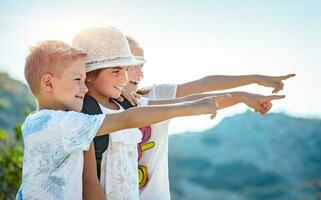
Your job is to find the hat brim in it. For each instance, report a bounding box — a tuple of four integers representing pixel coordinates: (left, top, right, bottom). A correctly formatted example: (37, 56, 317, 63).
(85, 57, 144, 72)
(134, 56, 146, 64)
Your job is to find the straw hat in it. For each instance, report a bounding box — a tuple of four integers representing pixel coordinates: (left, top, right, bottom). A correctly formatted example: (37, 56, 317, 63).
(72, 27, 144, 72)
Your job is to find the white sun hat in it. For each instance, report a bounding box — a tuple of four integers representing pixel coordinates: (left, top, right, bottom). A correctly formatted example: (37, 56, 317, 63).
(72, 27, 144, 72)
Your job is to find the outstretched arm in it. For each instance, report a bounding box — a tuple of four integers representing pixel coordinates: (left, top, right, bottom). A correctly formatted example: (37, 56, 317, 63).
(148, 92, 285, 115)
(176, 74, 295, 97)
(96, 95, 230, 135)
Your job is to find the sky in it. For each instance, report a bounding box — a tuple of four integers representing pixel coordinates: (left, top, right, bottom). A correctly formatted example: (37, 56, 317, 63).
(0, 0, 320, 133)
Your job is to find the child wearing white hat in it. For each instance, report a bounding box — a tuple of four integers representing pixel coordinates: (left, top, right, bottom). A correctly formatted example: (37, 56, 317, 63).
(73, 27, 145, 200)
(73, 27, 233, 200)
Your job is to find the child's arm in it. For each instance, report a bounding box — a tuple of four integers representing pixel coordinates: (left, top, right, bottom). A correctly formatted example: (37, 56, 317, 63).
(147, 92, 285, 115)
(96, 95, 229, 135)
(82, 95, 227, 198)
(175, 74, 295, 97)
(83, 143, 105, 200)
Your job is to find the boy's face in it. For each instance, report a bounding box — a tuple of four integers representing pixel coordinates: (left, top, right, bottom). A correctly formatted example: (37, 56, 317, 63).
(88, 66, 128, 99)
(51, 59, 88, 112)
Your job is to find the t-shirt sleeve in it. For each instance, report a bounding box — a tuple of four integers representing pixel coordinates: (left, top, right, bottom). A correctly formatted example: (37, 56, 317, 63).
(147, 84, 178, 99)
(57, 111, 106, 152)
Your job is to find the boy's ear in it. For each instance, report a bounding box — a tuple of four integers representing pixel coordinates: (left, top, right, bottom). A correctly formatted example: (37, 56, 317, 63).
(41, 73, 54, 92)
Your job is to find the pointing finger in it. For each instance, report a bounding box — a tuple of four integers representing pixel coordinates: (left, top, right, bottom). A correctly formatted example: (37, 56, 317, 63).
(261, 95, 285, 102)
(278, 73, 296, 80)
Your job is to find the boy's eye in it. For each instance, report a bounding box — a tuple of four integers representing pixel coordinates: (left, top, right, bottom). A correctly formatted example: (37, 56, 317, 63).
(75, 78, 81, 81)
(112, 70, 120, 74)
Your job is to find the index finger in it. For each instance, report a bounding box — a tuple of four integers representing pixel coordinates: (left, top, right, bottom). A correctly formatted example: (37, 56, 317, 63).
(261, 95, 286, 102)
(278, 73, 296, 80)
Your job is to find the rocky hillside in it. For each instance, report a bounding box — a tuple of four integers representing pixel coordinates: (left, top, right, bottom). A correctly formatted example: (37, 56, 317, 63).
(169, 111, 321, 200)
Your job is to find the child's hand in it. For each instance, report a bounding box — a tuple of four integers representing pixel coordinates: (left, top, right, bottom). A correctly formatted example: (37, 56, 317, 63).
(241, 92, 285, 115)
(189, 95, 232, 119)
(117, 90, 141, 106)
(255, 74, 295, 94)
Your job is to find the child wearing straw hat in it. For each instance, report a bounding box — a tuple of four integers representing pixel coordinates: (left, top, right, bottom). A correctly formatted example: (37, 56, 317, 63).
(72, 27, 233, 200)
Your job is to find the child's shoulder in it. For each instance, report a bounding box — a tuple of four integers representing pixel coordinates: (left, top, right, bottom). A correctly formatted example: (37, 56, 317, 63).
(25, 109, 67, 123)
(22, 110, 85, 136)
(22, 110, 59, 137)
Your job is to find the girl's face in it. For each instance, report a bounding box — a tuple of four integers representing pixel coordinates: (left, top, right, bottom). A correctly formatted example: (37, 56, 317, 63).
(86, 66, 128, 99)
(124, 65, 144, 93)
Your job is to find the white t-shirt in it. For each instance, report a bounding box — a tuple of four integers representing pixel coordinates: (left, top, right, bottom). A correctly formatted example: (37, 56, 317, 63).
(138, 84, 177, 200)
(98, 102, 142, 200)
(16, 110, 105, 200)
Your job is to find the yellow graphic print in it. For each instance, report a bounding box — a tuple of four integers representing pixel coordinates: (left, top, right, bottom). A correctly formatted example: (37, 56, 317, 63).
(138, 126, 154, 188)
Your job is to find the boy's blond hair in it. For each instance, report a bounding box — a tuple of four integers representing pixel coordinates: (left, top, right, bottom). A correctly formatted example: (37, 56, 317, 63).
(25, 40, 86, 96)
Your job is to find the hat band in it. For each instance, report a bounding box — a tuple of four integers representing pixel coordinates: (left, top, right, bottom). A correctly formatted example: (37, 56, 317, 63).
(86, 56, 132, 66)
(135, 56, 146, 64)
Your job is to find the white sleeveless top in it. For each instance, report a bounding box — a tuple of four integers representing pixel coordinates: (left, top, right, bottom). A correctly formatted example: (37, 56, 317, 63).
(99, 101, 142, 200)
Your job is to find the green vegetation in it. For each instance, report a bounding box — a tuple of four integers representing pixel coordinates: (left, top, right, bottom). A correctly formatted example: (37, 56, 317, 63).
(0, 73, 33, 199)
(0, 125, 23, 200)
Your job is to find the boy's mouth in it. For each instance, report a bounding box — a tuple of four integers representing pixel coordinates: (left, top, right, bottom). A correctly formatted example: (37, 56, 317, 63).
(75, 95, 84, 99)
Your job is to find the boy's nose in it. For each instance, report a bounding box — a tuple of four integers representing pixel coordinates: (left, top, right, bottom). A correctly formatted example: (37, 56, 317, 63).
(81, 82, 88, 94)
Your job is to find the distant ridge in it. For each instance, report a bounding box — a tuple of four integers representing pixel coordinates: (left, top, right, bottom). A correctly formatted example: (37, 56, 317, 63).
(0, 72, 35, 131)
(169, 111, 321, 200)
